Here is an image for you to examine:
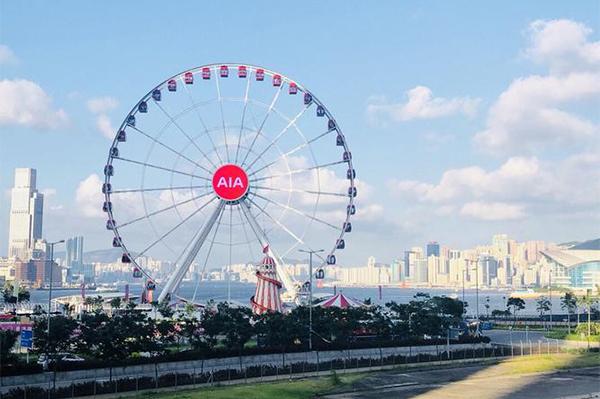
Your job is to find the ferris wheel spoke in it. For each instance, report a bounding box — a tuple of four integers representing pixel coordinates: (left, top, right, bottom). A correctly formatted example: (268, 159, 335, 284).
(236, 204, 257, 262)
(245, 104, 311, 171)
(181, 81, 224, 165)
(112, 156, 211, 181)
(137, 195, 218, 259)
(240, 85, 283, 167)
(245, 197, 304, 245)
(252, 192, 340, 230)
(158, 199, 226, 302)
(192, 204, 227, 302)
(234, 77, 252, 164)
(240, 199, 297, 299)
(111, 185, 207, 194)
(153, 101, 219, 170)
(128, 126, 214, 176)
(250, 160, 347, 182)
(253, 185, 347, 198)
(115, 191, 214, 230)
(214, 74, 231, 163)
(248, 129, 333, 177)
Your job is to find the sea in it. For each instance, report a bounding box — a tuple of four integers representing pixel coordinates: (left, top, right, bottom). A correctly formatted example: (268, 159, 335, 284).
(28, 281, 567, 317)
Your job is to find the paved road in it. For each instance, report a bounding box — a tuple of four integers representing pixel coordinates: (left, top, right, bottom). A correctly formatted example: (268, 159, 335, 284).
(484, 329, 552, 345)
(323, 365, 600, 399)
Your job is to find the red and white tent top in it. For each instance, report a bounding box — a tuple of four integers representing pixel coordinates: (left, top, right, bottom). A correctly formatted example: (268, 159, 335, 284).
(315, 293, 364, 309)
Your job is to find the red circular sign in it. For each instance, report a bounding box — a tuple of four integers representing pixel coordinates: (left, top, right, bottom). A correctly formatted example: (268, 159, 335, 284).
(212, 164, 249, 201)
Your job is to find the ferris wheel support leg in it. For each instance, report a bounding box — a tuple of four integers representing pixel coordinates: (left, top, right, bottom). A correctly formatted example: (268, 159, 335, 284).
(158, 200, 226, 303)
(240, 199, 298, 301)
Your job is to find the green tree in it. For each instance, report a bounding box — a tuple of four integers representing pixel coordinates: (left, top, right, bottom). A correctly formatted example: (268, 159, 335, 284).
(536, 296, 551, 318)
(506, 297, 525, 326)
(0, 330, 19, 364)
(33, 316, 78, 355)
(561, 291, 577, 334)
(1, 282, 30, 306)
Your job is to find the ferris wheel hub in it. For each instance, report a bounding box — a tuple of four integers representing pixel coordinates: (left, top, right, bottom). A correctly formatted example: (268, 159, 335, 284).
(212, 164, 249, 202)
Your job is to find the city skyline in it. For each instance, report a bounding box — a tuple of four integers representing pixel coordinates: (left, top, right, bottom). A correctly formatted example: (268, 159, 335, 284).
(1, 2, 599, 264)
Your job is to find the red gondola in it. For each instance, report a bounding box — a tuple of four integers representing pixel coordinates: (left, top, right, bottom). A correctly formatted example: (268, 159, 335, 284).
(238, 65, 247, 78)
(168, 79, 177, 92)
(272, 74, 282, 87)
(256, 68, 264, 81)
(184, 72, 194, 84)
(288, 82, 298, 95)
(220, 65, 229, 77)
(202, 67, 211, 80)
(133, 267, 142, 278)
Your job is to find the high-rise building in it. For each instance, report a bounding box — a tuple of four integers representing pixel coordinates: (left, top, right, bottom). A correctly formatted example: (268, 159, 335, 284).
(7, 168, 44, 260)
(66, 236, 84, 269)
(426, 241, 440, 257)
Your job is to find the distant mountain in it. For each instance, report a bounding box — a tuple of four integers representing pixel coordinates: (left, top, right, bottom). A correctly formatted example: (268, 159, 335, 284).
(570, 238, 600, 250)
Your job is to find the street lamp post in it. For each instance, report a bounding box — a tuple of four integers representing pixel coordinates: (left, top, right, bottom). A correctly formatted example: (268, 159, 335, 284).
(299, 248, 323, 352)
(46, 240, 65, 357)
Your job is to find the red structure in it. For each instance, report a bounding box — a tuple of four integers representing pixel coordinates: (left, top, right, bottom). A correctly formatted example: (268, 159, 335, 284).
(251, 247, 282, 315)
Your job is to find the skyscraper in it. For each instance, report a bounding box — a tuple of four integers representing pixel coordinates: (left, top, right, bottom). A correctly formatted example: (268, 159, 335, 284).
(426, 241, 440, 257)
(7, 168, 44, 260)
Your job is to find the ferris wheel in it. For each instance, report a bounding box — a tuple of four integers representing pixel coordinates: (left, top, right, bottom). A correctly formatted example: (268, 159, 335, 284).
(102, 64, 357, 304)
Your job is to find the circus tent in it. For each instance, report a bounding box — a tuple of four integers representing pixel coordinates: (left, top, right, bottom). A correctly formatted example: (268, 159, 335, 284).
(315, 292, 364, 309)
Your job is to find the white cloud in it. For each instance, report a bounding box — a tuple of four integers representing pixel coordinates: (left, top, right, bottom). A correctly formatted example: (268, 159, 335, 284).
(475, 19, 600, 154)
(525, 19, 600, 74)
(87, 96, 118, 140)
(367, 86, 480, 123)
(96, 114, 116, 139)
(76, 174, 104, 218)
(87, 97, 118, 114)
(460, 201, 525, 221)
(0, 45, 18, 65)
(0, 79, 68, 129)
(389, 153, 600, 221)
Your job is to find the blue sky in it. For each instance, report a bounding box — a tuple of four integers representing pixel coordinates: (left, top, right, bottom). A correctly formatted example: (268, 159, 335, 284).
(1, 1, 599, 264)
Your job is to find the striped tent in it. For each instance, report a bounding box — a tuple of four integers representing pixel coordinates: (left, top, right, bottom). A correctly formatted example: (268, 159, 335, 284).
(315, 293, 364, 309)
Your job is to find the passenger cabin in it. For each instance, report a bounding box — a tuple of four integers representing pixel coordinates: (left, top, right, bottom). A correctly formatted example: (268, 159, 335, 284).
(133, 267, 142, 278)
(326, 255, 336, 265)
(168, 79, 177, 91)
(343, 151, 352, 161)
(104, 165, 113, 176)
(102, 183, 112, 194)
(138, 101, 148, 113)
(117, 130, 126, 142)
(343, 222, 352, 232)
(112, 237, 121, 247)
(184, 72, 194, 84)
(126, 115, 135, 127)
(256, 68, 265, 81)
(238, 65, 247, 78)
(289, 82, 298, 94)
(336, 134, 344, 146)
(202, 67, 211, 80)
(328, 119, 336, 130)
(110, 147, 119, 157)
(102, 201, 112, 212)
(152, 89, 161, 101)
(304, 93, 312, 105)
(315, 269, 325, 280)
(336, 239, 345, 249)
(106, 219, 116, 230)
(272, 74, 282, 87)
(347, 204, 356, 215)
(346, 168, 356, 179)
(220, 65, 229, 77)
(121, 254, 131, 263)
(146, 281, 156, 290)
(348, 186, 357, 197)
(316, 105, 325, 117)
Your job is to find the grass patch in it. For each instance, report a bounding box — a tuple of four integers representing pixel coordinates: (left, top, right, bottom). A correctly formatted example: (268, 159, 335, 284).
(500, 352, 600, 375)
(135, 373, 365, 399)
(545, 330, 600, 342)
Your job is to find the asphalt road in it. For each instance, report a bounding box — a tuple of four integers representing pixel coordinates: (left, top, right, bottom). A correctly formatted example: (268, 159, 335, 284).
(483, 329, 553, 345)
(323, 365, 600, 399)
